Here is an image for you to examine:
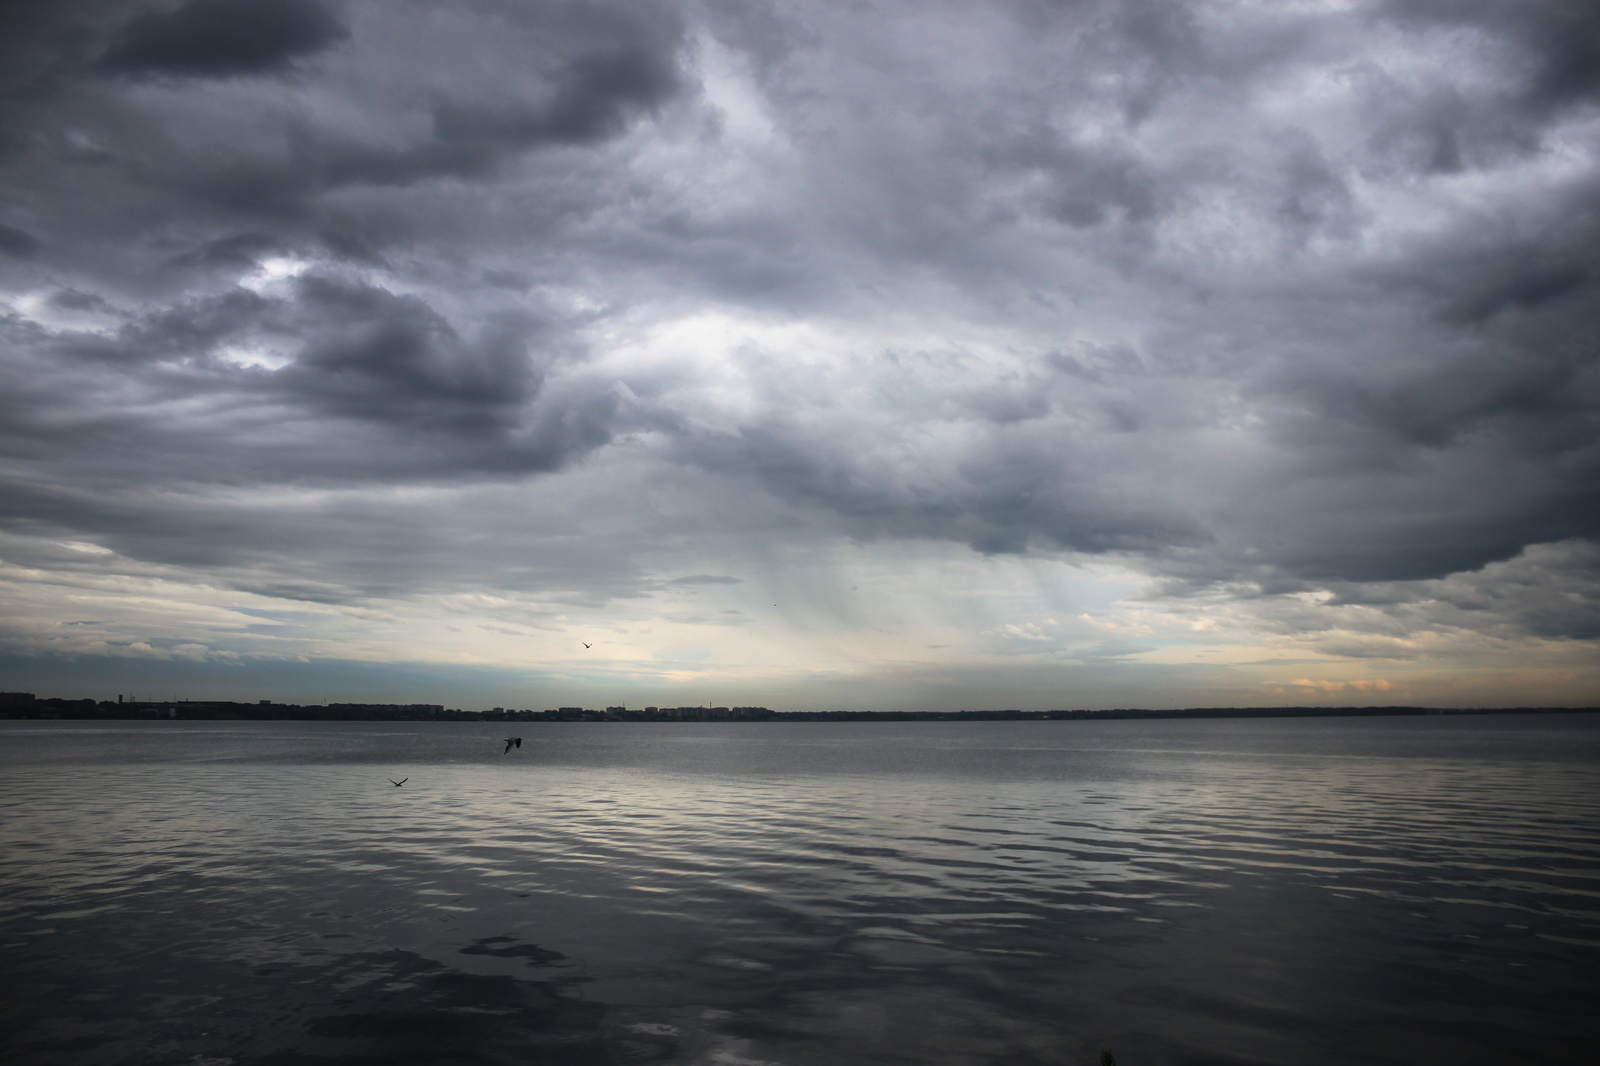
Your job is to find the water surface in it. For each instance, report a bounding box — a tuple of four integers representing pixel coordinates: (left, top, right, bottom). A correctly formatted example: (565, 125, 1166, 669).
(2, 715, 1596, 1065)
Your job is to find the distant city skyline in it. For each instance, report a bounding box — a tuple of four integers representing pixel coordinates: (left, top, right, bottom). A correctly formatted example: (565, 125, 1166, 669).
(9, 690, 1590, 723)
(3, 1, 1598, 710)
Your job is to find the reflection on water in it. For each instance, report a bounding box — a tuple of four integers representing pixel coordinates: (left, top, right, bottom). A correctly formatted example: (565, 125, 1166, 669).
(1, 717, 1596, 1065)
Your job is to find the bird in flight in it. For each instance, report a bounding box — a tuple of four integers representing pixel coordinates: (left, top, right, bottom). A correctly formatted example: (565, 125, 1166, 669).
(582, 642, 591, 648)
(502, 737, 522, 753)
(390, 778, 407, 787)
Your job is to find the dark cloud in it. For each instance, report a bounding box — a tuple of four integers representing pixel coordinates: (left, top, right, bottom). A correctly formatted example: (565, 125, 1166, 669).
(96, 0, 349, 79)
(985, 128, 1164, 230)
(0, 1, 116, 107)
(278, 275, 540, 433)
(48, 289, 115, 312)
(432, 46, 681, 149)
(0, 223, 40, 257)
(1, 0, 1598, 699)
(0, 0, 687, 287)
(671, 416, 1209, 559)
(168, 231, 283, 270)
(1203, 539, 1600, 653)
(1277, 138, 1356, 239)
(192, 41, 681, 220)
(1440, 258, 1593, 327)
(1385, 0, 1600, 114)
(127, 286, 275, 359)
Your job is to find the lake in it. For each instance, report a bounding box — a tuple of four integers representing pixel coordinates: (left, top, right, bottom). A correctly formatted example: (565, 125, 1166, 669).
(1, 715, 1596, 1065)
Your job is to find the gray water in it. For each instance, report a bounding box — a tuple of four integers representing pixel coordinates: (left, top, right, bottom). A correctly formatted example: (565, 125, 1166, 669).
(1, 716, 1596, 1066)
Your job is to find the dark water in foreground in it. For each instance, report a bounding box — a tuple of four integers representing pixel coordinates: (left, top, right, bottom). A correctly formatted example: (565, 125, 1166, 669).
(1, 717, 1596, 1066)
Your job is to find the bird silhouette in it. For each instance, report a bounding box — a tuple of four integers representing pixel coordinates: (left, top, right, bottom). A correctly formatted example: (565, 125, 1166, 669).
(502, 737, 521, 753)
(582, 642, 591, 648)
(390, 778, 407, 787)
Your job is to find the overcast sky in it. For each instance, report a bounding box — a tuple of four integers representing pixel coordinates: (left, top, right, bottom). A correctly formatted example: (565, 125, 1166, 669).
(2, 0, 1597, 710)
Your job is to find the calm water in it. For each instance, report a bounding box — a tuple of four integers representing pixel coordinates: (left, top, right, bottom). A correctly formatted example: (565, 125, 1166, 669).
(1, 716, 1597, 1066)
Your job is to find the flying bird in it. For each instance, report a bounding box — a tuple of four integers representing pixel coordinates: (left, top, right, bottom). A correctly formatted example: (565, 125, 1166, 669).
(582, 642, 591, 648)
(390, 778, 407, 787)
(502, 737, 521, 753)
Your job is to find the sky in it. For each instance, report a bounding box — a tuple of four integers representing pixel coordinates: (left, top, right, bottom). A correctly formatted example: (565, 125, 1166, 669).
(1, 0, 1598, 711)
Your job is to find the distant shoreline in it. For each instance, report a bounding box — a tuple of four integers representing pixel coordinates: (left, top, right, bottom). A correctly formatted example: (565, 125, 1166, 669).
(2, 696, 1596, 723)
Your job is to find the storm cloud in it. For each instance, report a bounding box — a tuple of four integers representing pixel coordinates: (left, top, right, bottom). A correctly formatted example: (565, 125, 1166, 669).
(97, 0, 350, 78)
(1, 0, 1596, 708)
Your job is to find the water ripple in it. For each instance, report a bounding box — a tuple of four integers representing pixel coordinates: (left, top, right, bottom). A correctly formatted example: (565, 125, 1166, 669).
(1, 717, 1597, 1065)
